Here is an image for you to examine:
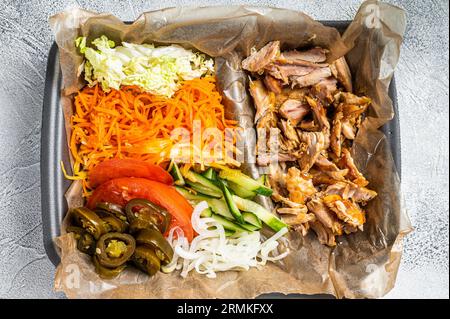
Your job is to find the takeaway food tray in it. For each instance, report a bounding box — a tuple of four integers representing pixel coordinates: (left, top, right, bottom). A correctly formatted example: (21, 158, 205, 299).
(40, 20, 401, 268)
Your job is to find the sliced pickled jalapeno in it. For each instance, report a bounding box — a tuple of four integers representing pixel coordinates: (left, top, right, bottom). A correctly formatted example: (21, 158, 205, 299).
(69, 198, 176, 278)
(132, 245, 161, 276)
(95, 202, 127, 221)
(129, 218, 157, 234)
(67, 225, 96, 255)
(102, 215, 128, 233)
(66, 226, 85, 239)
(92, 255, 126, 279)
(70, 207, 108, 240)
(125, 199, 171, 234)
(95, 232, 136, 268)
(135, 229, 174, 265)
(77, 232, 96, 255)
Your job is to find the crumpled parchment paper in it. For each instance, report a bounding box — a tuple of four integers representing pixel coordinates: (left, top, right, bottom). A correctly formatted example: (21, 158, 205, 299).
(50, 0, 412, 299)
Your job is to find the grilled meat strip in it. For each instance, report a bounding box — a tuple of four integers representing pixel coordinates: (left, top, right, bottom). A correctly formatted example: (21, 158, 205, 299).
(314, 154, 349, 181)
(291, 67, 332, 88)
(331, 111, 343, 157)
(341, 120, 356, 140)
(339, 148, 369, 187)
(323, 195, 366, 228)
(264, 74, 283, 94)
(297, 131, 328, 173)
(325, 181, 377, 203)
(313, 77, 338, 103)
(242, 41, 280, 73)
(330, 56, 353, 92)
(265, 63, 316, 84)
(307, 198, 343, 236)
(279, 99, 310, 125)
(279, 119, 300, 144)
(306, 96, 330, 132)
(277, 206, 316, 231)
(249, 79, 275, 124)
(310, 220, 336, 246)
(285, 167, 317, 204)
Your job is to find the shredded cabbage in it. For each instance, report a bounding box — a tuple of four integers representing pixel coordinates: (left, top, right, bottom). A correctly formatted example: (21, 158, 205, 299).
(75, 35, 214, 97)
(162, 202, 290, 278)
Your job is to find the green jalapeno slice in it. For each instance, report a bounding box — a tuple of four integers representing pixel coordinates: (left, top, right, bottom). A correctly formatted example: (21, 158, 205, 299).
(95, 202, 127, 221)
(135, 228, 173, 265)
(92, 255, 126, 279)
(125, 199, 171, 234)
(102, 215, 128, 233)
(96, 232, 136, 268)
(131, 245, 161, 276)
(70, 207, 107, 240)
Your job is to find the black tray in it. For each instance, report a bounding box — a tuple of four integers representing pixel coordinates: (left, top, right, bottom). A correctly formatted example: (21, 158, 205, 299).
(40, 20, 401, 267)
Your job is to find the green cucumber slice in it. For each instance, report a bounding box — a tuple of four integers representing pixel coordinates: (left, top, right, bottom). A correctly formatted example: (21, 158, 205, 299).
(240, 222, 261, 232)
(211, 214, 247, 232)
(242, 212, 262, 228)
(202, 167, 217, 181)
(232, 195, 287, 232)
(218, 167, 272, 196)
(175, 186, 210, 201)
(207, 198, 234, 220)
(184, 170, 222, 198)
(185, 180, 223, 198)
(175, 187, 234, 220)
(169, 161, 185, 186)
(200, 207, 213, 218)
(219, 180, 244, 224)
(227, 181, 256, 199)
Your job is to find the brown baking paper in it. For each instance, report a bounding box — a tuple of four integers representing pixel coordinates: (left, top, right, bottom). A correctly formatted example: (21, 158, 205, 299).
(50, 0, 412, 299)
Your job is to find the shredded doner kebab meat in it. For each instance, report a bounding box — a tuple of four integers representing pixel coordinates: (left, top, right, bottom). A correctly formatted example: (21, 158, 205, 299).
(242, 41, 377, 246)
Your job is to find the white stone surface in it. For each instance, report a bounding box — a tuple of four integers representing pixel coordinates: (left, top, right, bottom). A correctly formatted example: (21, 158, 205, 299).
(0, 0, 448, 299)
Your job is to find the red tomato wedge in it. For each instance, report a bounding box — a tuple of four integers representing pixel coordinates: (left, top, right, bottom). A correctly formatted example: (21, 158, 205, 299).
(89, 159, 173, 187)
(87, 178, 193, 241)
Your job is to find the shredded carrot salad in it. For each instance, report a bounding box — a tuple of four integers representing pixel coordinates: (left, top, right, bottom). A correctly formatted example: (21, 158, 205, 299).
(67, 76, 238, 196)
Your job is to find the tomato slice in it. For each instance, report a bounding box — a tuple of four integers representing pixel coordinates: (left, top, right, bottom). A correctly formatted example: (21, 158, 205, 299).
(89, 159, 173, 187)
(87, 178, 193, 241)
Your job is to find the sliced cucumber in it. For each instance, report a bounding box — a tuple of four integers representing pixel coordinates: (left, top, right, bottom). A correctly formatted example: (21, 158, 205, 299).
(175, 187, 234, 220)
(211, 214, 247, 232)
(200, 207, 213, 218)
(175, 186, 209, 201)
(207, 198, 234, 220)
(227, 181, 256, 199)
(218, 167, 273, 196)
(169, 161, 185, 186)
(184, 170, 221, 190)
(240, 222, 261, 232)
(232, 195, 287, 232)
(208, 226, 238, 237)
(202, 167, 217, 181)
(184, 170, 223, 198)
(219, 180, 244, 224)
(185, 180, 222, 198)
(242, 212, 262, 228)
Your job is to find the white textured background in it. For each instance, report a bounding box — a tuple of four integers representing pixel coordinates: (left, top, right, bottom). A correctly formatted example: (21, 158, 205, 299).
(0, 0, 448, 299)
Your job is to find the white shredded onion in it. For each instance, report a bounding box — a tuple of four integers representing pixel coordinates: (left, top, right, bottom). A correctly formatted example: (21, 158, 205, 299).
(163, 201, 290, 278)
